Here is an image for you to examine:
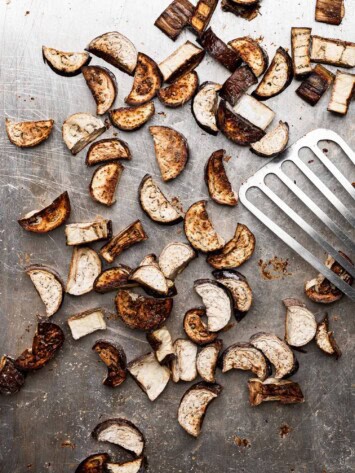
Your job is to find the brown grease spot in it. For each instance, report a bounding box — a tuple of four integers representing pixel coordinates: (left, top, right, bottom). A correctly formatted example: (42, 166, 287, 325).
(234, 436, 251, 447)
(61, 439, 75, 449)
(279, 424, 292, 438)
(258, 257, 292, 280)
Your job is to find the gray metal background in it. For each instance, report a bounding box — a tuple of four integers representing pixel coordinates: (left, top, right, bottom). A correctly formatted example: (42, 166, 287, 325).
(0, 1, 354, 472)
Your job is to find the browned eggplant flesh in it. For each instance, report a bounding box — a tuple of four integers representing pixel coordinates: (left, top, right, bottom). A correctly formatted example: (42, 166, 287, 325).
(94, 265, 136, 293)
(0, 356, 25, 395)
(189, 0, 218, 36)
(125, 53, 162, 105)
(205, 149, 238, 206)
(310, 36, 355, 68)
(221, 0, 261, 22)
(228, 36, 268, 77)
(75, 453, 110, 473)
(159, 41, 205, 82)
(68, 308, 106, 340)
(92, 340, 127, 387)
(86, 138, 131, 166)
(65, 218, 112, 246)
(196, 339, 223, 382)
(92, 418, 145, 456)
(42, 46, 91, 76)
(62, 113, 106, 155)
(158, 71, 199, 108)
(283, 298, 317, 347)
(315, 0, 345, 25)
(296, 65, 334, 106)
(25, 265, 64, 317)
(220, 65, 257, 106)
(291, 28, 312, 78)
(213, 269, 252, 320)
(220, 343, 271, 380)
(250, 121, 289, 158)
(6, 118, 54, 148)
(109, 101, 155, 131)
(89, 162, 124, 206)
(315, 315, 342, 358)
(183, 308, 218, 345)
(82, 65, 117, 114)
(248, 378, 304, 406)
(155, 0, 195, 41)
(199, 27, 241, 72)
(192, 81, 222, 135)
(327, 71, 355, 115)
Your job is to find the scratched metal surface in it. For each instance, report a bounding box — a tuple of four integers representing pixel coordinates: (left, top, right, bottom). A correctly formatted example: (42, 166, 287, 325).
(0, 1, 354, 472)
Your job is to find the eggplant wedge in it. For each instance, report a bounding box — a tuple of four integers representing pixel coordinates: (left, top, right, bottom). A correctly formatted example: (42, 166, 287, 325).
(149, 126, 189, 181)
(159, 41, 205, 83)
(220, 65, 258, 106)
(115, 290, 173, 331)
(189, 0, 218, 36)
(233, 95, 275, 130)
(68, 308, 106, 340)
(106, 457, 146, 473)
(178, 382, 222, 437)
(250, 121, 289, 158)
(296, 65, 334, 106)
(196, 340, 223, 382)
(127, 352, 170, 401)
(253, 47, 293, 100)
(94, 265, 135, 293)
(248, 378, 304, 406)
(129, 265, 169, 296)
(18, 191, 71, 233)
(192, 81, 222, 135)
(315, 315, 341, 359)
(328, 71, 355, 115)
(75, 453, 110, 473)
(125, 53, 162, 105)
(291, 28, 312, 79)
(89, 162, 124, 206)
(207, 223, 256, 270)
(15, 322, 64, 372)
(158, 71, 199, 108)
(92, 418, 145, 456)
(228, 37, 268, 77)
(184, 200, 225, 253)
(139, 253, 160, 269)
(42, 46, 91, 76)
(82, 66, 117, 115)
(159, 242, 197, 280)
(217, 100, 265, 145)
(92, 340, 127, 387)
(62, 113, 106, 155)
(66, 247, 102, 296)
(109, 102, 155, 131)
(0, 356, 26, 395)
(25, 265, 64, 317)
(5, 118, 54, 148)
(87, 31, 138, 75)
(65, 218, 112, 246)
(220, 343, 271, 381)
(310, 36, 355, 68)
(194, 279, 233, 332)
(183, 308, 218, 345)
(171, 339, 198, 382)
(86, 138, 131, 166)
(147, 327, 175, 365)
(283, 298, 317, 347)
(155, 0, 195, 41)
(315, 0, 345, 25)
(249, 332, 298, 379)
(221, 0, 261, 22)
(139, 174, 183, 225)
(199, 28, 241, 72)
(205, 149, 238, 206)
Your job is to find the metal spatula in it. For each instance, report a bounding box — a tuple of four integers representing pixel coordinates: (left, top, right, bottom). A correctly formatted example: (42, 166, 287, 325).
(239, 129, 355, 301)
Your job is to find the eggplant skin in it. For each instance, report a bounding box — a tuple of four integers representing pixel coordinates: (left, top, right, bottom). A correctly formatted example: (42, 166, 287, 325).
(220, 65, 257, 106)
(205, 149, 238, 206)
(94, 265, 135, 293)
(155, 0, 195, 41)
(315, 0, 345, 25)
(228, 36, 269, 78)
(183, 308, 218, 346)
(82, 66, 118, 115)
(191, 81, 222, 135)
(199, 28, 241, 72)
(189, 0, 219, 36)
(75, 453, 110, 473)
(158, 71, 199, 108)
(6, 118, 54, 148)
(42, 46, 91, 77)
(0, 356, 26, 395)
(92, 418, 145, 456)
(86, 138, 131, 166)
(221, 0, 261, 21)
(296, 65, 334, 106)
(248, 378, 304, 406)
(92, 340, 127, 388)
(125, 53, 163, 106)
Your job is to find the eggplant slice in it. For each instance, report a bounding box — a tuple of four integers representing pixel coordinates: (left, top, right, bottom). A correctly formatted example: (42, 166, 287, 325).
(296, 65, 334, 106)
(248, 378, 304, 406)
(221, 0, 261, 22)
(171, 339, 198, 382)
(42, 46, 91, 76)
(220, 65, 258, 106)
(315, 315, 342, 359)
(189, 0, 218, 36)
(328, 71, 355, 115)
(18, 191, 71, 233)
(0, 356, 26, 395)
(158, 71, 199, 108)
(184, 200, 225, 253)
(68, 308, 106, 340)
(207, 223, 256, 270)
(106, 457, 146, 473)
(253, 47, 293, 100)
(82, 65, 117, 115)
(183, 308, 218, 345)
(228, 37, 268, 77)
(283, 298, 317, 347)
(233, 94, 275, 130)
(128, 352, 170, 401)
(25, 265, 64, 317)
(92, 340, 127, 387)
(205, 149, 238, 206)
(149, 126, 189, 182)
(159, 242, 197, 280)
(310, 36, 355, 68)
(86, 138, 131, 166)
(94, 265, 135, 293)
(129, 265, 169, 296)
(5, 118, 54, 148)
(92, 418, 145, 456)
(89, 162, 124, 206)
(220, 343, 271, 381)
(125, 53, 162, 105)
(178, 382, 222, 437)
(65, 218, 112, 246)
(250, 121, 289, 158)
(147, 326, 175, 365)
(87, 31, 138, 75)
(315, 0, 345, 25)
(291, 28, 312, 79)
(196, 340, 223, 383)
(66, 247, 102, 296)
(109, 101, 155, 131)
(155, 0, 195, 41)
(75, 453, 110, 473)
(192, 81, 221, 135)
(199, 27, 241, 72)
(159, 41, 205, 83)
(62, 113, 106, 155)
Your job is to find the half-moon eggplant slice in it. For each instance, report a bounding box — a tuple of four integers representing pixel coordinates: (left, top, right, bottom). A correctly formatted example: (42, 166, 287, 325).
(25, 265, 64, 317)
(158, 71, 199, 108)
(250, 121, 289, 158)
(220, 65, 258, 106)
(82, 66, 117, 115)
(159, 41, 205, 83)
(178, 382, 222, 437)
(205, 149, 238, 206)
(184, 200, 225, 253)
(92, 418, 145, 456)
(94, 265, 136, 293)
(233, 95, 275, 130)
(86, 138, 131, 166)
(125, 53, 162, 105)
(65, 218, 112, 246)
(248, 378, 304, 406)
(283, 298, 317, 347)
(62, 113, 106, 155)
(296, 65, 334, 106)
(92, 340, 127, 387)
(315, 0, 345, 25)
(109, 101, 155, 131)
(129, 265, 169, 296)
(42, 46, 91, 76)
(159, 242, 197, 280)
(75, 453, 110, 473)
(68, 309, 106, 340)
(155, 0, 195, 41)
(310, 36, 355, 69)
(89, 162, 124, 206)
(228, 37, 268, 77)
(189, 0, 218, 36)
(207, 223, 256, 270)
(291, 28, 312, 79)
(18, 191, 71, 233)
(66, 246, 102, 296)
(197, 339, 223, 382)
(5, 118, 54, 148)
(147, 326, 175, 365)
(328, 71, 355, 115)
(220, 343, 271, 380)
(87, 31, 138, 75)
(199, 27, 241, 72)
(0, 356, 25, 395)
(315, 315, 341, 359)
(115, 290, 173, 331)
(192, 81, 222, 135)
(106, 457, 146, 473)
(221, 0, 261, 22)
(171, 339, 198, 382)
(183, 308, 218, 345)
(253, 47, 293, 100)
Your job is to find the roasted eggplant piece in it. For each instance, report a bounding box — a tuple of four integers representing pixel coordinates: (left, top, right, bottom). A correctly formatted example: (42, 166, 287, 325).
(92, 418, 145, 456)
(87, 31, 138, 75)
(221, 0, 261, 22)
(92, 340, 127, 387)
(125, 53, 162, 105)
(62, 113, 106, 155)
(68, 308, 106, 340)
(250, 121, 289, 158)
(296, 65, 334, 106)
(65, 218, 112, 246)
(207, 223, 256, 270)
(75, 453, 110, 473)
(189, 0, 218, 36)
(205, 149, 238, 206)
(106, 457, 146, 473)
(94, 265, 135, 293)
(194, 279, 233, 332)
(66, 247, 101, 296)
(158, 71, 199, 108)
(159, 242, 197, 280)
(233, 95, 275, 130)
(310, 36, 355, 68)
(155, 0, 194, 41)
(248, 378, 304, 406)
(82, 66, 117, 115)
(5, 118, 54, 148)
(159, 41, 205, 83)
(147, 327, 175, 365)
(196, 340, 223, 382)
(139, 253, 160, 269)
(115, 290, 173, 331)
(192, 81, 222, 135)
(315, 0, 345, 25)
(220, 65, 257, 106)
(228, 37, 268, 77)
(42, 46, 91, 76)
(328, 71, 355, 115)
(178, 382, 222, 437)
(25, 265, 64, 317)
(89, 162, 124, 206)
(220, 343, 271, 381)
(250, 332, 298, 379)
(213, 269, 252, 321)
(18, 191, 71, 233)
(183, 308, 218, 345)
(315, 315, 341, 359)
(283, 298, 317, 347)
(199, 28, 241, 72)
(128, 352, 170, 401)
(149, 126, 189, 182)
(109, 102, 155, 131)
(0, 356, 25, 395)
(171, 339, 198, 382)
(291, 28, 312, 79)
(129, 265, 169, 296)
(184, 200, 225, 253)
(15, 322, 64, 371)
(86, 138, 131, 166)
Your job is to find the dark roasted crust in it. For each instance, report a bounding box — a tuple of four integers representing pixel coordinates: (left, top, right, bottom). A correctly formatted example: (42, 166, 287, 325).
(146, 332, 175, 365)
(191, 81, 222, 135)
(199, 28, 241, 72)
(248, 378, 304, 406)
(89, 162, 124, 207)
(0, 356, 26, 395)
(92, 418, 145, 455)
(42, 47, 91, 77)
(75, 453, 111, 473)
(109, 102, 155, 131)
(6, 118, 54, 148)
(94, 265, 135, 293)
(92, 340, 127, 387)
(228, 36, 268, 77)
(205, 149, 237, 206)
(155, 0, 195, 41)
(125, 53, 163, 105)
(315, 0, 344, 25)
(296, 65, 334, 106)
(86, 138, 131, 166)
(220, 65, 257, 106)
(183, 308, 219, 345)
(82, 65, 118, 114)
(189, 0, 218, 35)
(221, 0, 261, 21)
(158, 71, 199, 108)
(315, 315, 342, 359)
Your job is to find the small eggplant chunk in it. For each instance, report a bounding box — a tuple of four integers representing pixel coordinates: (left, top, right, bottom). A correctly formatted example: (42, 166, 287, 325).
(92, 418, 145, 456)
(221, 0, 260, 21)
(296, 65, 334, 106)
(250, 121, 289, 158)
(159, 41, 205, 83)
(253, 47, 293, 100)
(155, 0, 195, 41)
(109, 102, 155, 131)
(248, 378, 304, 406)
(328, 71, 355, 116)
(100, 220, 148, 263)
(94, 266, 135, 294)
(106, 457, 146, 473)
(158, 71, 199, 108)
(147, 327, 175, 365)
(139, 254, 160, 269)
(86, 139, 131, 166)
(15, 322, 64, 372)
(291, 28, 312, 79)
(196, 340, 223, 383)
(178, 382, 222, 437)
(0, 356, 25, 395)
(82, 66, 117, 115)
(207, 223, 256, 270)
(149, 126, 189, 182)
(25, 265, 64, 317)
(205, 149, 238, 206)
(233, 95, 275, 130)
(65, 218, 112, 246)
(220, 65, 257, 106)
(125, 53, 162, 105)
(92, 340, 127, 387)
(192, 81, 222, 135)
(220, 343, 271, 381)
(42, 46, 91, 76)
(128, 352, 170, 401)
(62, 113, 106, 155)
(194, 279, 233, 332)
(249, 332, 298, 379)
(68, 308, 106, 340)
(87, 31, 138, 75)
(115, 290, 173, 331)
(310, 36, 355, 69)
(75, 453, 110, 473)
(18, 191, 71, 233)
(159, 242, 197, 280)
(89, 162, 124, 206)
(189, 0, 218, 36)
(183, 308, 218, 345)
(228, 37, 268, 78)
(171, 339, 198, 382)
(315, 0, 345, 25)
(199, 27, 241, 72)
(130, 265, 169, 296)
(66, 247, 102, 296)
(283, 298, 317, 347)
(315, 315, 341, 359)
(5, 118, 54, 148)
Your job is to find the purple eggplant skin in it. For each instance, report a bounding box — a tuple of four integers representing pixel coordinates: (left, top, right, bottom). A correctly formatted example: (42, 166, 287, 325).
(219, 65, 257, 106)
(199, 28, 242, 72)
